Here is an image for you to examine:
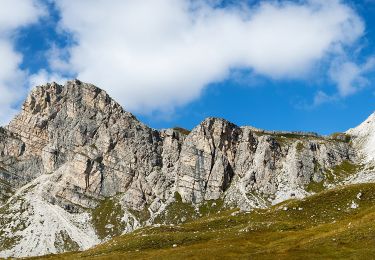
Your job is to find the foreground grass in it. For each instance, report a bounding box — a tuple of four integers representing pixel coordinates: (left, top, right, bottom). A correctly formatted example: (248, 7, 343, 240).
(33, 183, 375, 259)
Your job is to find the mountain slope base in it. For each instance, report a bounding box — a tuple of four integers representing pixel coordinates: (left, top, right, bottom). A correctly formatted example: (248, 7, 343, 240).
(33, 183, 375, 259)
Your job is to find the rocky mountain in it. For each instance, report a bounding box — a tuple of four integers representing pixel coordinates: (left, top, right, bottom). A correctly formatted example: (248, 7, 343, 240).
(0, 80, 373, 258)
(347, 113, 375, 163)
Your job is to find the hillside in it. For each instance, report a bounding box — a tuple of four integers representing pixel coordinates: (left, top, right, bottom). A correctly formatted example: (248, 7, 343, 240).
(35, 182, 375, 259)
(0, 80, 374, 258)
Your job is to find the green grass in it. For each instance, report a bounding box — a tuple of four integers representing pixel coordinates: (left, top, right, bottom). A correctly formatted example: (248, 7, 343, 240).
(306, 180, 325, 193)
(307, 160, 363, 193)
(0, 235, 21, 251)
(253, 131, 325, 148)
(91, 197, 127, 240)
(89, 143, 98, 150)
(0, 178, 13, 204)
(0, 198, 28, 251)
(128, 207, 151, 225)
(325, 160, 363, 183)
(330, 133, 352, 143)
(54, 230, 80, 253)
(296, 142, 304, 152)
(154, 192, 196, 224)
(274, 133, 315, 139)
(154, 192, 225, 225)
(172, 127, 191, 136)
(255, 131, 318, 139)
(34, 182, 375, 259)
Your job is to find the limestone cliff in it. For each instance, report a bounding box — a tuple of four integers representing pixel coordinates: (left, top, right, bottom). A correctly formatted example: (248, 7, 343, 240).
(0, 80, 371, 258)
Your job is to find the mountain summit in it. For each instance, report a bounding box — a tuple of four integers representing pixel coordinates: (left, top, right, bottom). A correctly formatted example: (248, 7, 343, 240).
(347, 112, 375, 163)
(0, 80, 373, 258)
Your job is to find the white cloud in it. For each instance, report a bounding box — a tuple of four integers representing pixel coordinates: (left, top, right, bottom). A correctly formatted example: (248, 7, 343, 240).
(302, 56, 375, 109)
(0, 0, 45, 126)
(0, 0, 45, 34)
(0, 41, 26, 125)
(28, 69, 68, 90)
(312, 91, 338, 107)
(330, 57, 375, 97)
(49, 0, 365, 114)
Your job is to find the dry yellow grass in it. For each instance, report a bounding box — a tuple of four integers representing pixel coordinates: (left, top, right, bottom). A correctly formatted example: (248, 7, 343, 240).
(30, 182, 375, 259)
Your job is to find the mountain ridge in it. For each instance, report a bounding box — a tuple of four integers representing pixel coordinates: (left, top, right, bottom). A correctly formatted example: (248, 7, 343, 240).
(0, 80, 373, 258)
(347, 112, 375, 163)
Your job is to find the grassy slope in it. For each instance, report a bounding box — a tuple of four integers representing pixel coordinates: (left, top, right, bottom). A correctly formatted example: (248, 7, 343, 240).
(307, 160, 363, 193)
(34, 182, 375, 260)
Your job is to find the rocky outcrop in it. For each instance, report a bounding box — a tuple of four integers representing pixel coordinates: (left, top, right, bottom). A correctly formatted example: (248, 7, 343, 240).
(6, 81, 168, 210)
(0, 127, 44, 205)
(347, 113, 375, 163)
(0, 80, 367, 257)
(176, 118, 239, 203)
(176, 118, 354, 209)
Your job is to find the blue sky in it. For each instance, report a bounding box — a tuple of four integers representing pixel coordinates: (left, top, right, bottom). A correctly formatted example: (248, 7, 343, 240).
(1, 0, 375, 134)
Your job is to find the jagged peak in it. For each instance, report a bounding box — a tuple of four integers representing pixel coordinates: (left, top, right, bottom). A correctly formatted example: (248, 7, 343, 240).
(27, 79, 110, 106)
(347, 111, 375, 163)
(20, 79, 137, 120)
(6, 79, 143, 141)
(347, 111, 375, 135)
(361, 111, 375, 126)
(198, 117, 238, 129)
(196, 117, 320, 138)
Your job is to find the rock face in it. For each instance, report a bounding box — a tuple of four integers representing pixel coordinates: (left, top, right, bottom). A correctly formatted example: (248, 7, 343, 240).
(5, 80, 168, 211)
(0, 80, 370, 258)
(347, 113, 375, 163)
(177, 118, 355, 208)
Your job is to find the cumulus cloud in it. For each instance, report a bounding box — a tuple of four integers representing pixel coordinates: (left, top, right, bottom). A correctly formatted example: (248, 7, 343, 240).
(0, 0, 45, 33)
(312, 91, 338, 107)
(302, 56, 375, 109)
(28, 69, 69, 89)
(0, 41, 27, 125)
(330, 57, 375, 97)
(0, 0, 45, 125)
(48, 0, 365, 114)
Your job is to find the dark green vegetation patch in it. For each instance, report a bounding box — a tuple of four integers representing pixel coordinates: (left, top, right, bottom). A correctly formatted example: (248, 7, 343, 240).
(91, 197, 127, 240)
(172, 127, 191, 136)
(307, 160, 363, 193)
(154, 192, 224, 224)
